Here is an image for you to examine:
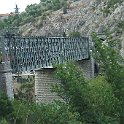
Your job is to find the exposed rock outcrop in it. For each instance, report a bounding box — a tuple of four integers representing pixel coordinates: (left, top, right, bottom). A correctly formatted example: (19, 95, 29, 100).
(20, 0, 124, 55)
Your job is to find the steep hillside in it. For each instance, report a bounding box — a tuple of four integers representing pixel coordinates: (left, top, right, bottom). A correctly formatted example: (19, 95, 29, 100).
(20, 0, 124, 56)
(20, 0, 123, 36)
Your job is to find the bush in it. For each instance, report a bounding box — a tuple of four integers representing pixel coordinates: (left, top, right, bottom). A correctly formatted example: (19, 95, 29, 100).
(0, 92, 13, 119)
(69, 31, 81, 38)
(92, 33, 124, 124)
(89, 76, 118, 118)
(0, 119, 8, 124)
(0, 0, 67, 27)
(54, 63, 102, 123)
(11, 100, 82, 124)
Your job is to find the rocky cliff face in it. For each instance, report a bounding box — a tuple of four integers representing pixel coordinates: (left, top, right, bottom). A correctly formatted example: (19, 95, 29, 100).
(20, 0, 124, 55)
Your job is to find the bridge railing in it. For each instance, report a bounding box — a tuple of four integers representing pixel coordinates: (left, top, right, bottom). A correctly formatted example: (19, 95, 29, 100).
(0, 27, 20, 65)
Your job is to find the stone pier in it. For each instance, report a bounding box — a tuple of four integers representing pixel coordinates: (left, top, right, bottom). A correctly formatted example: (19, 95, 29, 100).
(0, 63, 14, 99)
(35, 68, 60, 103)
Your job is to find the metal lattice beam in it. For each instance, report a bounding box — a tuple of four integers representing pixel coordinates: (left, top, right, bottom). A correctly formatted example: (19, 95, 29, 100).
(1, 28, 90, 73)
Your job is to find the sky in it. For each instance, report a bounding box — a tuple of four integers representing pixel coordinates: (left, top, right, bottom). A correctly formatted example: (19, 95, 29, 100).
(0, 0, 40, 14)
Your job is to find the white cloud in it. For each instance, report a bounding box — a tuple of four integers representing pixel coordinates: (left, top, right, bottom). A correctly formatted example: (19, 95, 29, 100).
(0, 0, 40, 14)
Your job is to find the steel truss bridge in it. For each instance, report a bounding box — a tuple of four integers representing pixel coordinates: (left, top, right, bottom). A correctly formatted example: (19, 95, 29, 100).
(0, 28, 90, 73)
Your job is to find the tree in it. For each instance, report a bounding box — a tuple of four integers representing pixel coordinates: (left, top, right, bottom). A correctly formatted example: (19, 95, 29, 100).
(54, 62, 104, 123)
(92, 33, 124, 124)
(89, 76, 119, 123)
(0, 119, 8, 124)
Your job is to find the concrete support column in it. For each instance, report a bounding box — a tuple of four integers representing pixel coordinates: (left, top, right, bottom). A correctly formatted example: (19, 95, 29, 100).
(35, 68, 60, 103)
(0, 63, 14, 99)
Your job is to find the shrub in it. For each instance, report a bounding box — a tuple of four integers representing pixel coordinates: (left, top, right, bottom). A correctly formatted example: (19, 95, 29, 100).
(89, 76, 118, 117)
(0, 119, 8, 124)
(0, 92, 13, 119)
(118, 21, 124, 29)
(69, 31, 81, 38)
(11, 100, 82, 124)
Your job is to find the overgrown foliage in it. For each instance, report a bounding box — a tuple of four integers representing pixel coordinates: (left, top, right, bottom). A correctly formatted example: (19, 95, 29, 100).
(1, 31, 124, 123)
(107, 0, 123, 8)
(0, 92, 13, 122)
(11, 100, 81, 124)
(54, 62, 120, 123)
(68, 31, 81, 38)
(0, 99, 81, 124)
(0, 0, 68, 29)
(89, 76, 118, 119)
(92, 33, 124, 124)
(102, 0, 123, 15)
(54, 63, 91, 119)
(14, 76, 34, 102)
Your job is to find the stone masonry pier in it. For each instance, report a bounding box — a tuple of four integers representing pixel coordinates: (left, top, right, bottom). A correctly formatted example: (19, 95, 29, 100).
(0, 63, 14, 99)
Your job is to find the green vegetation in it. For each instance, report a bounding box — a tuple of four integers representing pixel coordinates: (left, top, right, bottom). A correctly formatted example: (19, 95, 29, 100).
(92, 33, 124, 124)
(89, 76, 118, 117)
(11, 101, 81, 124)
(69, 31, 81, 38)
(0, 119, 8, 124)
(14, 76, 34, 102)
(53, 62, 119, 123)
(0, 94, 82, 124)
(103, 0, 123, 15)
(54, 62, 91, 123)
(1, 32, 124, 124)
(118, 21, 124, 30)
(0, 0, 68, 30)
(107, 0, 123, 8)
(0, 92, 13, 122)
(0, 0, 124, 123)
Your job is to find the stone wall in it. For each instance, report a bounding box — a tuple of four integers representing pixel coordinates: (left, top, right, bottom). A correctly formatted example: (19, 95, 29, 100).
(35, 68, 61, 103)
(0, 63, 14, 99)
